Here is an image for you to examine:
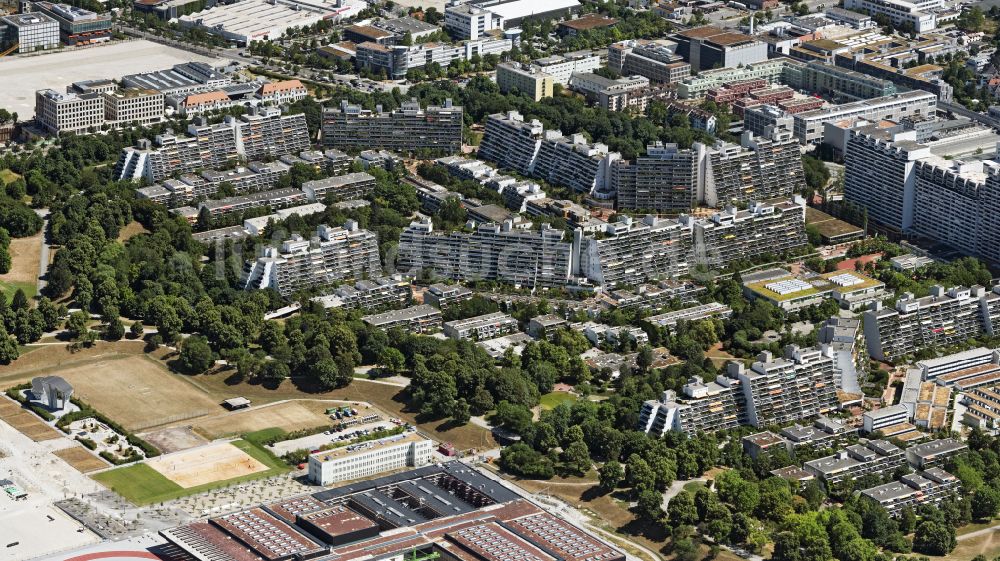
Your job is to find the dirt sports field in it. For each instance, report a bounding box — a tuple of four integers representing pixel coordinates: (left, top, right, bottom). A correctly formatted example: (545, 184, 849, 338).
(146, 442, 268, 488)
(139, 426, 209, 454)
(52, 356, 219, 431)
(53, 446, 110, 473)
(188, 401, 329, 440)
(0, 398, 61, 441)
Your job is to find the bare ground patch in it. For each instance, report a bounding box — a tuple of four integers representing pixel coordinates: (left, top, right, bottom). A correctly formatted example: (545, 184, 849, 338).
(146, 442, 268, 488)
(53, 446, 110, 473)
(139, 426, 210, 453)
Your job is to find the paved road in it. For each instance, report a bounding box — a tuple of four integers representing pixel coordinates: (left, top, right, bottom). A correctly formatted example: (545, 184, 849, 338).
(36, 209, 49, 293)
(959, 523, 1000, 541)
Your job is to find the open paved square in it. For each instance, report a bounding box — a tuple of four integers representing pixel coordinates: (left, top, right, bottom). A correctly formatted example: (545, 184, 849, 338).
(0, 40, 225, 118)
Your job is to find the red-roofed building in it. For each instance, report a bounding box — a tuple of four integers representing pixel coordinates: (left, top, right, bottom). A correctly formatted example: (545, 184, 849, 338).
(258, 80, 308, 105)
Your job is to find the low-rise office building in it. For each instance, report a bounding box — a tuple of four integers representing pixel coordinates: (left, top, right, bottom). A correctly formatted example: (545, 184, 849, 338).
(307, 433, 433, 485)
(532, 50, 602, 84)
(26, 1, 111, 45)
(0, 12, 59, 53)
(609, 39, 690, 84)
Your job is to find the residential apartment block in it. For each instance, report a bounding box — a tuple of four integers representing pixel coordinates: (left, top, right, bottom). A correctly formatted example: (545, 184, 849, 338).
(116, 108, 309, 182)
(362, 304, 442, 333)
(638, 376, 745, 437)
(242, 222, 381, 296)
(478, 111, 619, 196)
(136, 161, 291, 207)
(312, 276, 411, 311)
(683, 197, 808, 268)
(863, 285, 1000, 362)
(697, 127, 805, 207)
(423, 283, 474, 309)
(906, 438, 968, 469)
(861, 468, 960, 517)
(728, 345, 839, 427)
(397, 218, 573, 288)
(302, 173, 377, 202)
(496, 63, 554, 101)
(803, 439, 906, 487)
(307, 433, 433, 485)
(577, 214, 692, 287)
(443, 312, 518, 340)
(794, 90, 937, 144)
(322, 99, 463, 155)
(640, 344, 838, 436)
(611, 142, 699, 213)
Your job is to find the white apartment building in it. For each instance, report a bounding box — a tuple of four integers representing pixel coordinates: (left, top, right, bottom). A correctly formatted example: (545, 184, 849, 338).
(843, 0, 939, 32)
(443, 312, 518, 340)
(793, 90, 937, 144)
(533, 51, 602, 84)
(444, 2, 501, 39)
(863, 404, 910, 433)
(577, 215, 692, 287)
(307, 433, 433, 486)
(243, 222, 381, 297)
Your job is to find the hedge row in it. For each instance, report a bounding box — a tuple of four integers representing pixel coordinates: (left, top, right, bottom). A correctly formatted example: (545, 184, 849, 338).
(56, 397, 160, 458)
(5, 383, 56, 421)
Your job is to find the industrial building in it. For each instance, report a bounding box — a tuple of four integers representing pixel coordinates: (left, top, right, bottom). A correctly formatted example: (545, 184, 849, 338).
(177, 0, 366, 45)
(322, 98, 463, 154)
(162, 462, 623, 561)
(242, 222, 382, 296)
(671, 26, 767, 72)
(122, 62, 232, 95)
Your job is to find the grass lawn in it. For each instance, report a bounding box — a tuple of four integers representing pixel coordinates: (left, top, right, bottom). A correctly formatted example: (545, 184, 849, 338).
(92, 439, 289, 505)
(0, 169, 19, 184)
(0, 280, 35, 302)
(540, 391, 577, 410)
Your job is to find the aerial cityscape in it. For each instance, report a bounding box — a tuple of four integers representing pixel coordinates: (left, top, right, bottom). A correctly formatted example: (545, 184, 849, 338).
(3, 0, 1000, 560)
